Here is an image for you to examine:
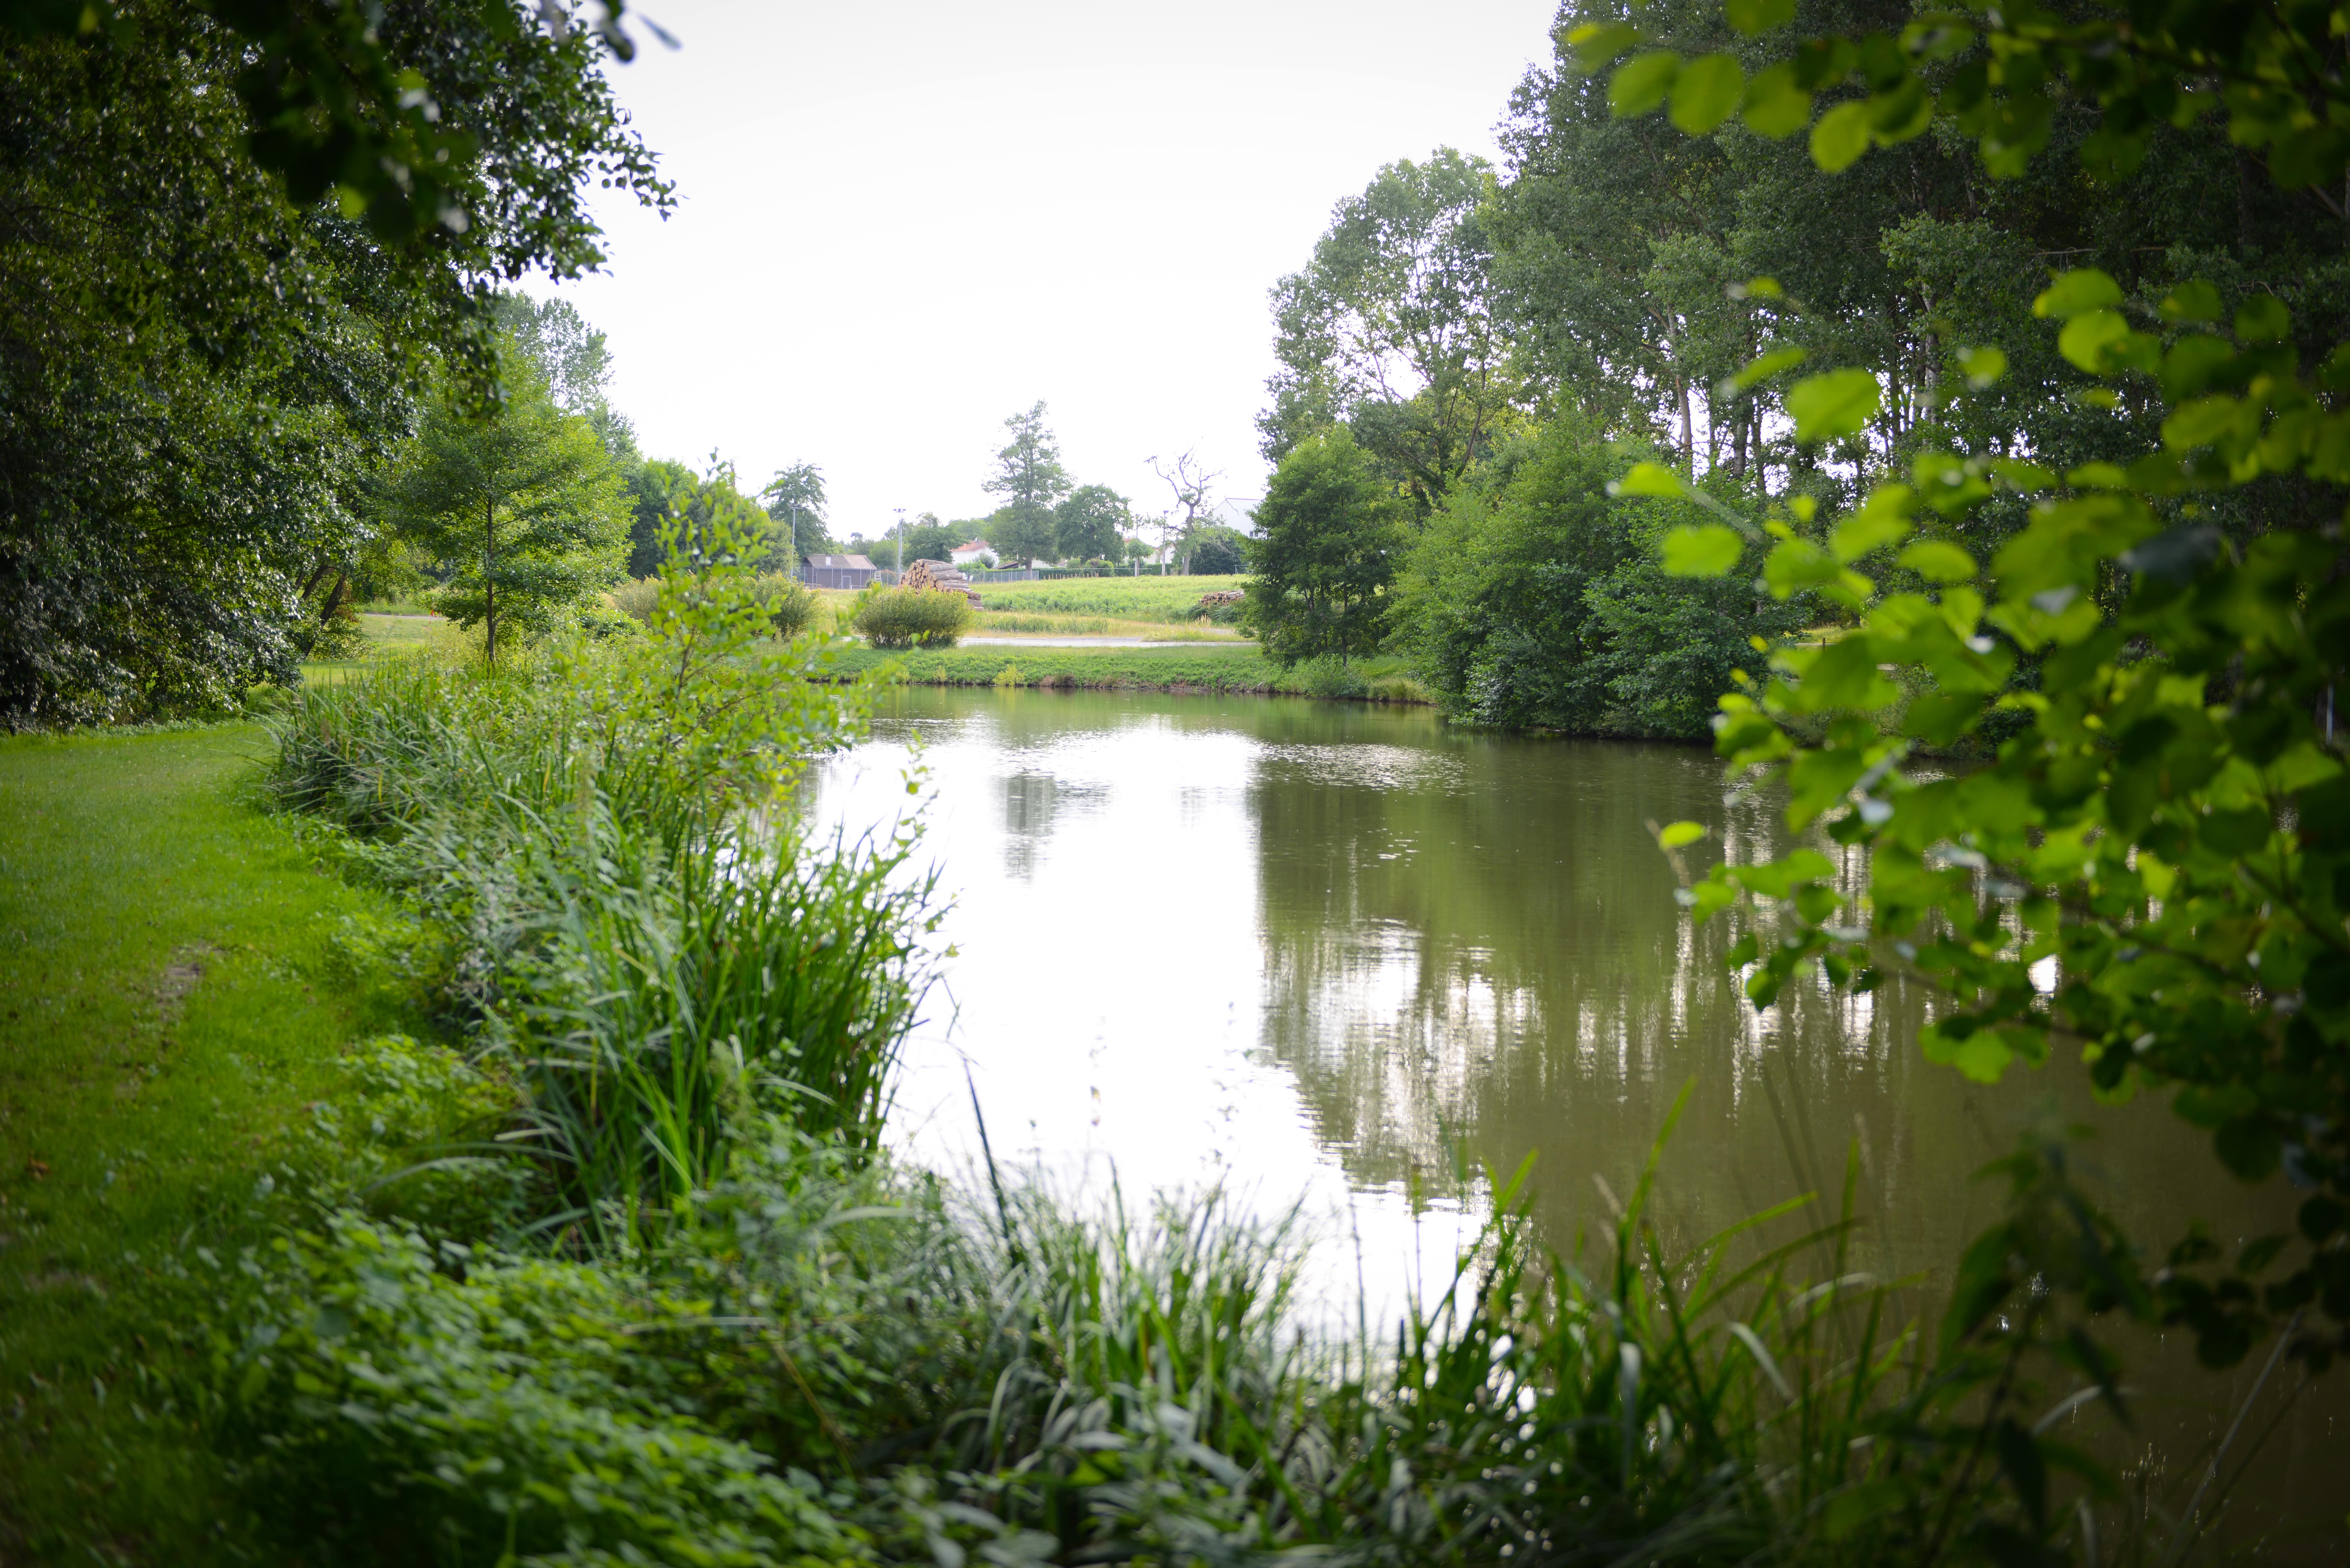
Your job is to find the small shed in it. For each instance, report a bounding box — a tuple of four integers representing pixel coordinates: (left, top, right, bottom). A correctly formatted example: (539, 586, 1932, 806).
(806, 553, 878, 589)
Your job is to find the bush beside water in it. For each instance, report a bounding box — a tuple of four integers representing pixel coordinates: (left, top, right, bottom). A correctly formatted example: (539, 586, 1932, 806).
(853, 584, 974, 648)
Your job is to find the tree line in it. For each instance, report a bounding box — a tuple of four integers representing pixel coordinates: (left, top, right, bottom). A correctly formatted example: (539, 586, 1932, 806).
(1242, 0, 2346, 738)
(826, 403, 1248, 577)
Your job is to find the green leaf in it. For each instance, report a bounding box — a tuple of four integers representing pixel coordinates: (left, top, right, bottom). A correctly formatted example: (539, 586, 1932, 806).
(2159, 280, 2223, 324)
(1661, 524, 1745, 577)
(2234, 293, 2290, 343)
(1898, 540, 1977, 582)
(1610, 51, 1681, 117)
(1831, 489, 1913, 561)
(2057, 309, 2131, 373)
(1670, 54, 1745, 133)
(1731, 345, 1808, 391)
(2214, 1117, 2280, 1181)
(1809, 99, 1873, 172)
(1741, 64, 1812, 137)
(1612, 461, 1688, 498)
(2032, 268, 2123, 320)
(1725, 0, 1795, 34)
(1867, 78, 1932, 141)
(1957, 345, 2006, 388)
(1567, 22, 1640, 73)
(1658, 820, 1707, 849)
(1786, 368, 1881, 443)
(2162, 396, 2252, 451)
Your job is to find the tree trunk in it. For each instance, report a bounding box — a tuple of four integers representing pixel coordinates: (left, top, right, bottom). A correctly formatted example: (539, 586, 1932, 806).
(1677, 376, 1694, 475)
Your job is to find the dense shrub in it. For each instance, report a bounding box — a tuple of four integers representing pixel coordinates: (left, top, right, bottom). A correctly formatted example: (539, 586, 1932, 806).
(1186, 526, 1248, 574)
(1394, 417, 1804, 738)
(852, 585, 972, 648)
(754, 571, 818, 637)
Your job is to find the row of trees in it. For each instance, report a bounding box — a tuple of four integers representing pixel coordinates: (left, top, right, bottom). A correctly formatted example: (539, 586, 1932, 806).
(932, 403, 1245, 574)
(1241, 0, 2348, 740)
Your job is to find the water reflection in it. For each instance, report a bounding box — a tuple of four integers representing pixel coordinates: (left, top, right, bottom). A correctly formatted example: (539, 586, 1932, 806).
(803, 685, 2343, 1554)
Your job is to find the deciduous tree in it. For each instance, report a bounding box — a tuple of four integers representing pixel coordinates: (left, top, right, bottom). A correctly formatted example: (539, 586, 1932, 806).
(1054, 486, 1128, 563)
(1263, 149, 1519, 515)
(1244, 430, 1405, 666)
(382, 358, 627, 667)
(982, 401, 1072, 564)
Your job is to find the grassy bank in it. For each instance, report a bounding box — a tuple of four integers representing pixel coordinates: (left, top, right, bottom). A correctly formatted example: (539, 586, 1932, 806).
(0, 723, 436, 1554)
(835, 642, 1433, 702)
(971, 573, 1247, 623)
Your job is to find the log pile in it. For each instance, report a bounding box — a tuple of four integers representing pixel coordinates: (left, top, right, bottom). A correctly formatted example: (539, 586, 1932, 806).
(1195, 589, 1245, 609)
(902, 558, 984, 607)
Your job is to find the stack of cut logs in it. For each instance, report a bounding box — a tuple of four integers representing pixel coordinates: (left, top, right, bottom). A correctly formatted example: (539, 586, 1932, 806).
(902, 559, 985, 607)
(1195, 589, 1245, 609)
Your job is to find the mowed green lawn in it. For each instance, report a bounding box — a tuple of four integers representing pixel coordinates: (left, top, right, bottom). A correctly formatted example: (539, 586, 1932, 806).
(0, 726, 426, 1558)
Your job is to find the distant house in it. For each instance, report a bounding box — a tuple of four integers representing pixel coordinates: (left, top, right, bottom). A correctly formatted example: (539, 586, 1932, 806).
(949, 538, 998, 568)
(1214, 496, 1263, 536)
(806, 553, 878, 589)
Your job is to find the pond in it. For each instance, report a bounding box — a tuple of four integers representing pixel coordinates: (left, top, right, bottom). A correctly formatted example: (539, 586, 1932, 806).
(807, 684, 2342, 1551)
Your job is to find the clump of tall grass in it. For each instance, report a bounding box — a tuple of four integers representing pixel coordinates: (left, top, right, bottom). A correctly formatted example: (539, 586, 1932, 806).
(268, 511, 927, 1244)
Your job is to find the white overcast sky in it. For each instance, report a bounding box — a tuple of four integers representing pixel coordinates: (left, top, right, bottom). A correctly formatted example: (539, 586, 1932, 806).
(535, 0, 1560, 542)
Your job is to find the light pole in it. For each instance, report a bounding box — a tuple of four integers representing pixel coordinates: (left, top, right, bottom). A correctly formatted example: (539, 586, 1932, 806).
(892, 508, 906, 576)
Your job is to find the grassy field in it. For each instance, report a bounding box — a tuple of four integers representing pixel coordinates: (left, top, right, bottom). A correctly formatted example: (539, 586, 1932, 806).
(971, 573, 1248, 623)
(0, 725, 431, 1556)
(806, 583, 1248, 641)
(833, 642, 1430, 701)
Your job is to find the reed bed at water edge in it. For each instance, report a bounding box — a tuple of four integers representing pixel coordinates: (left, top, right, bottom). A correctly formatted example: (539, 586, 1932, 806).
(268, 600, 937, 1246)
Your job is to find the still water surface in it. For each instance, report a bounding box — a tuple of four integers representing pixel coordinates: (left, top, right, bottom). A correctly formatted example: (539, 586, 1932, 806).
(806, 685, 2342, 1547)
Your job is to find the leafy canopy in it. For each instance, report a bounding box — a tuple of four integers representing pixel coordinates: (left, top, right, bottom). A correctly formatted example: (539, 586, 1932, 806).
(381, 353, 628, 666)
(1245, 429, 1408, 667)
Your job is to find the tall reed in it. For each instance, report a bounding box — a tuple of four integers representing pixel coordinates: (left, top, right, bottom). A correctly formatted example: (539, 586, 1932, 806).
(269, 512, 933, 1248)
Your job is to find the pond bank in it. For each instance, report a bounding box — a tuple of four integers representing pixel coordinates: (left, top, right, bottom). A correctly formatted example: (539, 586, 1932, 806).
(829, 643, 1433, 702)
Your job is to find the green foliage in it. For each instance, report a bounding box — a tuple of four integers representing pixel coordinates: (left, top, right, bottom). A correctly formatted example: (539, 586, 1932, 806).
(757, 573, 819, 638)
(1582, 0, 2350, 198)
(1054, 484, 1130, 562)
(270, 503, 914, 1243)
(0, 0, 666, 728)
(758, 460, 831, 567)
(5, 0, 669, 258)
(982, 402, 1072, 557)
(1655, 267, 2350, 1368)
(210, 1083, 2134, 1567)
(216, 1209, 875, 1567)
(852, 586, 975, 649)
(1262, 148, 1518, 514)
(984, 502, 1061, 566)
(1185, 525, 1248, 575)
(1245, 429, 1407, 667)
(1394, 418, 1802, 736)
(380, 351, 629, 668)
